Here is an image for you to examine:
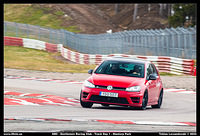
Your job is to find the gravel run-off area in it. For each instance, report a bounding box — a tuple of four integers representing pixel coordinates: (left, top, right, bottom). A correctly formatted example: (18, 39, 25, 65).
(4, 68, 196, 91)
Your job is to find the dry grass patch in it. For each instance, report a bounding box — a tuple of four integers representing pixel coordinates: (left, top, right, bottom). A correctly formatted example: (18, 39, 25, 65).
(4, 46, 96, 73)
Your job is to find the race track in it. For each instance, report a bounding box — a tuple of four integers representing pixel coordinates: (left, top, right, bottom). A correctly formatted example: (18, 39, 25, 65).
(4, 76, 196, 132)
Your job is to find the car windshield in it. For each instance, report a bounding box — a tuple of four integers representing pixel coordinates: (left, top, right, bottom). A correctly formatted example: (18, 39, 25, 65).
(94, 60, 145, 78)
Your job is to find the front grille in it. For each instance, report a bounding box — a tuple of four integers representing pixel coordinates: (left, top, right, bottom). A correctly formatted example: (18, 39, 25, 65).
(95, 85, 126, 91)
(89, 95, 129, 104)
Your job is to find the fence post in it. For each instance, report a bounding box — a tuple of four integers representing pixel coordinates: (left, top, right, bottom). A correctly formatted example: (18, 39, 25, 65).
(164, 30, 169, 57)
(159, 29, 164, 56)
(183, 27, 194, 59)
(124, 31, 128, 54)
(190, 28, 196, 59)
(38, 26, 40, 40)
(170, 29, 175, 57)
(166, 32, 170, 57)
(49, 29, 51, 43)
(155, 31, 159, 56)
(144, 30, 148, 56)
(134, 30, 139, 55)
(64, 30, 68, 46)
(119, 33, 123, 54)
(26, 24, 29, 38)
(188, 31, 193, 59)
(57, 30, 60, 44)
(60, 29, 64, 45)
(4, 22, 7, 36)
(165, 28, 173, 57)
(128, 31, 133, 54)
(15, 22, 18, 37)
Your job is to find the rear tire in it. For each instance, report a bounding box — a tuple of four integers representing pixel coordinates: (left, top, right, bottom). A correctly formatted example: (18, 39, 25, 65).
(151, 89, 163, 108)
(139, 91, 148, 110)
(80, 91, 93, 108)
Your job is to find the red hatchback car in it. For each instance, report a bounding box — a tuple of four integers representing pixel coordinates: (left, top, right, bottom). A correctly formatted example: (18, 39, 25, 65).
(80, 57, 163, 110)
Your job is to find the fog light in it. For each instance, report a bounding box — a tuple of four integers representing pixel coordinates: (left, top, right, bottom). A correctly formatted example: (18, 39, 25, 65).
(131, 97, 140, 103)
(82, 92, 89, 98)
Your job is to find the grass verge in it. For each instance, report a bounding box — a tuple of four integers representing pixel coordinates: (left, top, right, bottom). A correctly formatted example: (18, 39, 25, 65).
(4, 46, 96, 73)
(159, 72, 178, 76)
(4, 4, 80, 33)
(4, 46, 190, 76)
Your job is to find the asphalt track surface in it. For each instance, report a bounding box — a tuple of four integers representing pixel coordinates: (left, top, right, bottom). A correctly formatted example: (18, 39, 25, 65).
(4, 76, 196, 132)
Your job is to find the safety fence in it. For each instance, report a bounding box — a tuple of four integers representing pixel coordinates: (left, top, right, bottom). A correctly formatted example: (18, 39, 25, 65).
(4, 21, 196, 59)
(4, 36, 195, 76)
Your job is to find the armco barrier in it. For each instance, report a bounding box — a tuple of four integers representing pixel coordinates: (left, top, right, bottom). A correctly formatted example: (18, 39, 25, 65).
(23, 38, 46, 50)
(4, 36, 195, 75)
(193, 67, 196, 76)
(4, 36, 23, 47)
(45, 43, 58, 52)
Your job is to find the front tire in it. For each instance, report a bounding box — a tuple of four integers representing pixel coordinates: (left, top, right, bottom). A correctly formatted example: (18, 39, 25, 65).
(80, 91, 93, 108)
(140, 91, 148, 110)
(151, 89, 163, 108)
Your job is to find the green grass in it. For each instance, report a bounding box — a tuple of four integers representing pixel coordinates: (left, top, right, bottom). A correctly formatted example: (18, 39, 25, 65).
(4, 46, 96, 73)
(159, 72, 178, 76)
(54, 11, 65, 16)
(4, 4, 80, 33)
(4, 45, 179, 75)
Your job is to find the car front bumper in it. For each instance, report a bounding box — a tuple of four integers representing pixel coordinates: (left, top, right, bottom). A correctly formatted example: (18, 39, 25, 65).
(81, 86, 144, 107)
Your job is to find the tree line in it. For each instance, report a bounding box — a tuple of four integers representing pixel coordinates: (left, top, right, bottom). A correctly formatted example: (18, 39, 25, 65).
(114, 4, 196, 27)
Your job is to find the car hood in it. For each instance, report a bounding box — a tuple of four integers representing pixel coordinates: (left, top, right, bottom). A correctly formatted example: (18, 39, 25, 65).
(88, 73, 145, 88)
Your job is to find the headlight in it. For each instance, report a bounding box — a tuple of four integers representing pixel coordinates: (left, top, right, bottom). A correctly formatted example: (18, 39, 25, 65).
(126, 86, 141, 92)
(84, 80, 95, 88)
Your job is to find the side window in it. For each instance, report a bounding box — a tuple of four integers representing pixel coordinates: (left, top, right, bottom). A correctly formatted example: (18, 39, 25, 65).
(151, 64, 158, 76)
(147, 64, 153, 77)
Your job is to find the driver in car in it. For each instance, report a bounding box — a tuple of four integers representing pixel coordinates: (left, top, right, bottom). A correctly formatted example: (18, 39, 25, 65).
(133, 65, 142, 76)
(111, 64, 121, 74)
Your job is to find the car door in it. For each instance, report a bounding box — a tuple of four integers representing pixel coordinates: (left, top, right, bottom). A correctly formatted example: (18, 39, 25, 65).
(151, 63, 161, 102)
(146, 64, 157, 103)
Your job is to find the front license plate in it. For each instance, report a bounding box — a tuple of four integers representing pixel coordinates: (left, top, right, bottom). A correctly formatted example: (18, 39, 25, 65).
(99, 92, 118, 97)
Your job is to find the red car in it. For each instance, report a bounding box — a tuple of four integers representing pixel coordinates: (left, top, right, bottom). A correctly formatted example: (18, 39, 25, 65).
(80, 57, 163, 110)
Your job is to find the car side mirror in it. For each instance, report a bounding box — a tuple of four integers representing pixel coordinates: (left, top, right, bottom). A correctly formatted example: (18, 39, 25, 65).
(148, 74, 157, 80)
(88, 69, 93, 74)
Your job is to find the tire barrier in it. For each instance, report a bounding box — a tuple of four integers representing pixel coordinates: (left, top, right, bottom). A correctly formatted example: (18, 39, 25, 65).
(45, 42, 58, 52)
(103, 54, 195, 75)
(4, 36, 195, 75)
(4, 36, 23, 47)
(193, 67, 196, 76)
(23, 38, 46, 50)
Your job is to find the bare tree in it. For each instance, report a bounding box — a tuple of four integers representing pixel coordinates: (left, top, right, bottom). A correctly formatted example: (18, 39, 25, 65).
(159, 4, 163, 17)
(167, 4, 172, 17)
(133, 4, 138, 22)
(115, 4, 119, 15)
(148, 4, 151, 13)
(163, 4, 167, 10)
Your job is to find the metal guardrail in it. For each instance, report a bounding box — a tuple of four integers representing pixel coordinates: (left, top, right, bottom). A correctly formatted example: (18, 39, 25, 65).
(4, 36, 195, 75)
(4, 21, 196, 59)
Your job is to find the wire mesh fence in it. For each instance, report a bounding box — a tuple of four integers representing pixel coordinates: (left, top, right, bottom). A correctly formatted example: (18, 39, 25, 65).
(4, 21, 196, 59)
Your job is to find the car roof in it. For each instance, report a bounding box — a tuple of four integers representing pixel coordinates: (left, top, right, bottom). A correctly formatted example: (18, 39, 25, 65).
(105, 56, 150, 64)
